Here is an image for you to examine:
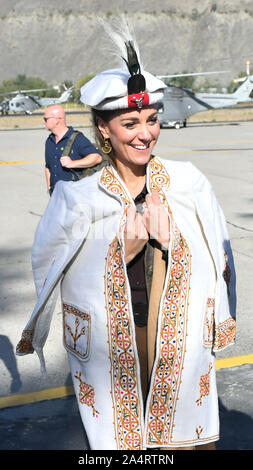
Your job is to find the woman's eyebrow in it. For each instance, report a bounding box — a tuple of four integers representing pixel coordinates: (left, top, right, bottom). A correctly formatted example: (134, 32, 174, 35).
(120, 112, 158, 123)
(120, 117, 139, 122)
(148, 112, 158, 118)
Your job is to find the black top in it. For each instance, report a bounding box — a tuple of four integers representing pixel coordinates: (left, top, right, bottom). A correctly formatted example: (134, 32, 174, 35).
(127, 186, 149, 327)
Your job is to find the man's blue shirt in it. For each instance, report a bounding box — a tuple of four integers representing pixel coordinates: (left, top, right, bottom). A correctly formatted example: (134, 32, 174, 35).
(45, 126, 99, 189)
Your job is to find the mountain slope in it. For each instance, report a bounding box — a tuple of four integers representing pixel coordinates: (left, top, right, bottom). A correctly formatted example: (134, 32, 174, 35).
(1, 1, 253, 86)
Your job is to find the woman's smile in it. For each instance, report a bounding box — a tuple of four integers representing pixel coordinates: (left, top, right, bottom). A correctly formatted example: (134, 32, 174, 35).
(131, 143, 151, 150)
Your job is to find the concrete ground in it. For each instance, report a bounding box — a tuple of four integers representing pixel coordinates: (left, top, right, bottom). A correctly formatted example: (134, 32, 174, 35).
(0, 119, 252, 450)
(0, 365, 252, 450)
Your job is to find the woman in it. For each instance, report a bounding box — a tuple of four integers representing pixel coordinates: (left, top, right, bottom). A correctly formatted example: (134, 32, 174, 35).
(16, 20, 236, 450)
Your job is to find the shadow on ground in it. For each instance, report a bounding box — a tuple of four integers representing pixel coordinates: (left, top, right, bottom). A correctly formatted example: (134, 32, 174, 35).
(0, 395, 252, 450)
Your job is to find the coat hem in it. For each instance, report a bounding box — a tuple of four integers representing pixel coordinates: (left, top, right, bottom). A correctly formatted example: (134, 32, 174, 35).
(144, 434, 219, 448)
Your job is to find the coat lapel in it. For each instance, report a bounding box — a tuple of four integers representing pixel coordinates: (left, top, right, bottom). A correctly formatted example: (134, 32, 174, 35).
(101, 164, 145, 450)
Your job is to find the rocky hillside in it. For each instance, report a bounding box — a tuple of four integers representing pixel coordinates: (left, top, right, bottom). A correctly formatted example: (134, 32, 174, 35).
(1, 0, 253, 87)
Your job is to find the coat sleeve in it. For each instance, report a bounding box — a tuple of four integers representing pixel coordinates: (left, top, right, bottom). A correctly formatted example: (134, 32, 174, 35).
(16, 181, 90, 374)
(32, 181, 69, 297)
(15, 182, 69, 358)
(190, 163, 236, 352)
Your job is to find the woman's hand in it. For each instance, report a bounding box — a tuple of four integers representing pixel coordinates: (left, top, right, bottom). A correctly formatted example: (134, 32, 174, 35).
(123, 191, 170, 264)
(145, 190, 170, 250)
(124, 205, 149, 264)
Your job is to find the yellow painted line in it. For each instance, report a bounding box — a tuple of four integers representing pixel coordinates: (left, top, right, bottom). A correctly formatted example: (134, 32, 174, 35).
(0, 385, 75, 409)
(0, 160, 42, 165)
(0, 354, 252, 410)
(0, 160, 30, 165)
(215, 353, 253, 370)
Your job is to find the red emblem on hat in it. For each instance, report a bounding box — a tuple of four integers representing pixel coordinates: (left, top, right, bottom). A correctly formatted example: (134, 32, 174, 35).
(128, 92, 149, 109)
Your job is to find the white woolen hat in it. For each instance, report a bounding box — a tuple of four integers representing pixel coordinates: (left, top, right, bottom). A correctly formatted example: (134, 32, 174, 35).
(80, 18, 166, 111)
(80, 67, 166, 111)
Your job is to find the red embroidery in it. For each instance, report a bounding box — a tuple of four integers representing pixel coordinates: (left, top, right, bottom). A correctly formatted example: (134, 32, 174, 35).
(16, 329, 34, 355)
(196, 363, 213, 406)
(75, 371, 99, 418)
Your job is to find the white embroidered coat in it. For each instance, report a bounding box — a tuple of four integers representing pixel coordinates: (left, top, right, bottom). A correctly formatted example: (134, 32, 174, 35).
(17, 157, 236, 450)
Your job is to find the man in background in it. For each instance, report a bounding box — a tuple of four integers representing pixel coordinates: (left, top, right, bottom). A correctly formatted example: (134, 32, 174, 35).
(44, 104, 102, 195)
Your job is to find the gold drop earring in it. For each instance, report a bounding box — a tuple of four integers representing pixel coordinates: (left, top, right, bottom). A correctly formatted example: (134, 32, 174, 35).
(101, 138, 112, 154)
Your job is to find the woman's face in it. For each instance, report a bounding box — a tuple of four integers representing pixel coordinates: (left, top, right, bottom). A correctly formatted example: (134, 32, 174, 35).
(98, 106, 160, 170)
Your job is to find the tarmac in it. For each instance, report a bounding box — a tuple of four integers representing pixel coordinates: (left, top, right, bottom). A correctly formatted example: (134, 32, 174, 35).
(0, 119, 253, 451)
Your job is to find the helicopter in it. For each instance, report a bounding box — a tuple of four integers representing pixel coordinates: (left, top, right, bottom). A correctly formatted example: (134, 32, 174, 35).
(0, 86, 74, 115)
(157, 64, 253, 128)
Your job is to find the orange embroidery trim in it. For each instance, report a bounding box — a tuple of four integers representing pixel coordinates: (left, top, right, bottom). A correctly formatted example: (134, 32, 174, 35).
(101, 166, 143, 450)
(213, 317, 236, 351)
(105, 237, 143, 450)
(100, 165, 132, 209)
(146, 158, 192, 446)
(16, 329, 34, 355)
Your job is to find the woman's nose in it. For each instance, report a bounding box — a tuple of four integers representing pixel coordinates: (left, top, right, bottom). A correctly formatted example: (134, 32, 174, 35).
(138, 124, 152, 141)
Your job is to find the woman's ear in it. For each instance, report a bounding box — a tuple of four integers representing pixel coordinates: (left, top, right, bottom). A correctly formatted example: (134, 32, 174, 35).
(97, 118, 110, 140)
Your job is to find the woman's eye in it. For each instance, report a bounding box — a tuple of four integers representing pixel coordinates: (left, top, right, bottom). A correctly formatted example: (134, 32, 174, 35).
(124, 122, 135, 128)
(149, 116, 158, 124)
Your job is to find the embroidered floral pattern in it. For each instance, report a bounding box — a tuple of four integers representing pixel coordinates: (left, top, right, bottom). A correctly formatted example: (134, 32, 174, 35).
(75, 371, 99, 417)
(196, 426, 204, 439)
(105, 237, 143, 450)
(196, 363, 213, 406)
(203, 298, 215, 347)
(100, 165, 132, 209)
(63, 303, 91, 360)
(213, 317, 236, 351)
(147, 157, 170, 206)
(146, 158, 192, 446)
(16, 329, 34, 355)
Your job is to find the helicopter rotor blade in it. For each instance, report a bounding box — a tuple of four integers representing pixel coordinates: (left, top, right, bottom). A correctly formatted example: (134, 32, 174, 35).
(157, 71, 230, 79)
(0, 88, 51, 96)
(15, 88, 51, 93)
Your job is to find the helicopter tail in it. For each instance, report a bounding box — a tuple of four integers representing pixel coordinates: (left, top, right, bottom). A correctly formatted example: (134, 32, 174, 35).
(38, 87, 74, 107)
(232, 75, 253, 102)
(57, 86, 74, 103)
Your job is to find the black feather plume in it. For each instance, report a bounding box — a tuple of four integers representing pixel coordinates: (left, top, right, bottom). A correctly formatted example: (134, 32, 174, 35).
(123, 40, 146, 94)
(124, 40, 140, 75)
